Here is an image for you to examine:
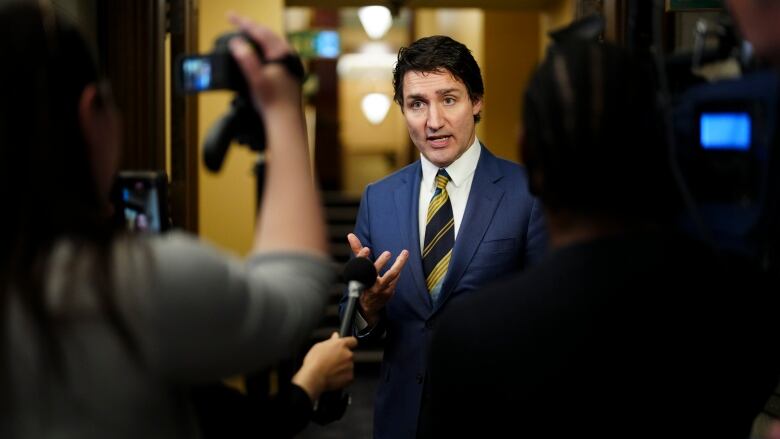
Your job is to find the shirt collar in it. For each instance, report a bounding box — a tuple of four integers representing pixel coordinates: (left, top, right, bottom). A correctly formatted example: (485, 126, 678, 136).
(420, 137, 481, 192)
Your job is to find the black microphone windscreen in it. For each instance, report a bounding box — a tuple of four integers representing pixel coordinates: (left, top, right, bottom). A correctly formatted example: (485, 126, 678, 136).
(342, 257, 377, 288)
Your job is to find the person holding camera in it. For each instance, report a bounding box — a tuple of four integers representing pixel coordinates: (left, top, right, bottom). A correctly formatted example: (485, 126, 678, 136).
(727, 2, 780, 438)
(426, 40, 779, 438)
(0, 3, 342, 438)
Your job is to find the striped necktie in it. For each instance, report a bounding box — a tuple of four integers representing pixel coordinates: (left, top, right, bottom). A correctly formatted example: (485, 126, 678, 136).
(423, 169, 455, 298)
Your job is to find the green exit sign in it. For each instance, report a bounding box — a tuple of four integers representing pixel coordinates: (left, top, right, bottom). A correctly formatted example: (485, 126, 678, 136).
(667, 0, 724, 10)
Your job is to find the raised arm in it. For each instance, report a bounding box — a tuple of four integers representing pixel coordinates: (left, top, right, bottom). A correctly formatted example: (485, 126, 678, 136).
(228, 14, 327, 257)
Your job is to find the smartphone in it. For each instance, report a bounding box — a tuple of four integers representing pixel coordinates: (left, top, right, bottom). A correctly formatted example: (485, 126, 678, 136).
(111, 171, 170, 233)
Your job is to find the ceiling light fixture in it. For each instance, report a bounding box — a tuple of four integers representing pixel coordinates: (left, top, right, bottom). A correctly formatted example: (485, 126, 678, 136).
(358, 5, 393, 40)
(361, 93, 391, 125)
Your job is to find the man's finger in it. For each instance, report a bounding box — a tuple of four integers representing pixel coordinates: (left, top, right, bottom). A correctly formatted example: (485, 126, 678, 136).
(385, 249, 410, 277)
(374, 251, 392, 272)
(347, 233, 364, 256)
(357, 247, 371, 259)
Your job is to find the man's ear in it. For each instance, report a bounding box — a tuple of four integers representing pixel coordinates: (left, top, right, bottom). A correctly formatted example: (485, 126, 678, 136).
(78, 83, 120, 198)
(472, 96, 483, 116)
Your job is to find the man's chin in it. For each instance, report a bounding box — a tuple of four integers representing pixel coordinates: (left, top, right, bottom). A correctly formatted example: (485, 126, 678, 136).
(426, 153, 454, 168)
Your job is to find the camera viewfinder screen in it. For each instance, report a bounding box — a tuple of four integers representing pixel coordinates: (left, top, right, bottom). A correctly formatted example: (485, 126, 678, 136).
(700, 112, 751, 151)
(315, 30, 340, 58)
(182, 57, 213, 92)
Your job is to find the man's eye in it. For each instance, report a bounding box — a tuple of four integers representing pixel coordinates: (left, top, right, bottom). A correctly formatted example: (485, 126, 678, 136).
(410, 101, 424, 110)
(443, 97, 456, 105)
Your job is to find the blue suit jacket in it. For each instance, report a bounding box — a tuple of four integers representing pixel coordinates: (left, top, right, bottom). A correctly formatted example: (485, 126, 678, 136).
(346, 146, 547, 438)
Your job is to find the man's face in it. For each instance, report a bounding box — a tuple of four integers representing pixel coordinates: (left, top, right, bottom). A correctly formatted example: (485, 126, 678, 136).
(729, 0, 780, 63)
(401, 70, 482, 168)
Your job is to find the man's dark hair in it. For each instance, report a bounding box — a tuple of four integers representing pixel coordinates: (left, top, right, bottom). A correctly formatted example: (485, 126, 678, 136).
(393, 35, 484, 122)
(522, 41, 676, 221)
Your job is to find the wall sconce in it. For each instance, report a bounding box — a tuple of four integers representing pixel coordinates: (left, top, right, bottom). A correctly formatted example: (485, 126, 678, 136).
(361, 92, 391, 125)
(358, 6, 392, 40)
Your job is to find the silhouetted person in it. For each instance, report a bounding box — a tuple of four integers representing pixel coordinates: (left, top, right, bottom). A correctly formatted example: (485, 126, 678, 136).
(728, 1, 780, 435)
(427, 41, 779, 439)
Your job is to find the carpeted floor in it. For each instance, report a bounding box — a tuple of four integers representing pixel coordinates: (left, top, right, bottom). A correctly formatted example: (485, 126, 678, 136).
(297, 364, 380, 438)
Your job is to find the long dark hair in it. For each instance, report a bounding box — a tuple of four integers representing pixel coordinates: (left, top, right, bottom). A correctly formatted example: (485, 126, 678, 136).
(0, 1, 137, 391)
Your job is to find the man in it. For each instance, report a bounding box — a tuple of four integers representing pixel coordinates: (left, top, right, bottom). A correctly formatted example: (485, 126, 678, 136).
(427, 40, 779, 438)
(344, 35, 547, 438)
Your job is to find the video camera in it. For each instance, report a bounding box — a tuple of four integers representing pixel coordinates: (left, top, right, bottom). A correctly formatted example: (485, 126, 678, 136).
(664, 15, 778, 259)
(176, 32, 304, 173)
(672, 70, 776, 254)
(557, 4, 778, 261)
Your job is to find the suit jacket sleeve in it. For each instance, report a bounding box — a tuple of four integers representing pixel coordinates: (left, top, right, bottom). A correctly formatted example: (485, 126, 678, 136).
(339, 184, 387, 341)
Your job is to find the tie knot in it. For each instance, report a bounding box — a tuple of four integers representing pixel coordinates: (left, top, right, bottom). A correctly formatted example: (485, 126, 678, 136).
(435, 169, 450, 190)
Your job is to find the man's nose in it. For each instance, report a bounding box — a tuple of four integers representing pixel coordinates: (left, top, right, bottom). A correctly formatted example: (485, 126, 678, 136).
(427, 104, 444, 131)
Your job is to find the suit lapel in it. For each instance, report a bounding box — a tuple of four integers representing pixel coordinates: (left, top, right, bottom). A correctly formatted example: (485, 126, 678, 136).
(394, 162, 433, 312)
(434, 146, 505, 312)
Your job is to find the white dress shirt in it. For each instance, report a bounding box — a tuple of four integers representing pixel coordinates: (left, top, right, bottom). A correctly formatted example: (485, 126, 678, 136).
(355, 138, 482, 331)
(418, 137, 481, 251)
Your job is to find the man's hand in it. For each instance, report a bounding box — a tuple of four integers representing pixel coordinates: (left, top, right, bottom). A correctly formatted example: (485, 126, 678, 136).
(347, 233, 409, 327)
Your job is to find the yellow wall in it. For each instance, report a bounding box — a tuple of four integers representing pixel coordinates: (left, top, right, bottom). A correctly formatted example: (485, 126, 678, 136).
(340, 76, 411, 195)
(481, 11, 540, 163)
(339, 14, 412, 195)
(198, 0, 284, 255)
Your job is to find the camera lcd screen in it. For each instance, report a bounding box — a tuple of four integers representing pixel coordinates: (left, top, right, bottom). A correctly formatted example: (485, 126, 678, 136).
(700, 112, 751, 151)
(181, 56, 214, 92)
(315, 30, 340, 58)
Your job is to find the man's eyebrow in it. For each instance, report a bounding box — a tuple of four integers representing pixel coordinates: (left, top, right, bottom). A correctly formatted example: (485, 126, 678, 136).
(436, 88, 461, 95)
(405, 89, 462, 101)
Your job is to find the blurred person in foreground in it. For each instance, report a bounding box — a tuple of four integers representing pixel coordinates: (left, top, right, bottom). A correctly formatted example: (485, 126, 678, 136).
(426, 40, 780, 438)
(728, 1, 780, 436)
(0, 2, 352, 438)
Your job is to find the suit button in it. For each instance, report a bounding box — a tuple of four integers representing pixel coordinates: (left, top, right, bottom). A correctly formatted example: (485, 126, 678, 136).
(416, 374, 423, 384)
(425, 320, 434, 329)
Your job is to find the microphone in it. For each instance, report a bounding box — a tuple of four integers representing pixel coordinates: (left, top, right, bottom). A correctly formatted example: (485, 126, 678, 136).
(339, 257, 377, 337)
(311, 257, 376, 425)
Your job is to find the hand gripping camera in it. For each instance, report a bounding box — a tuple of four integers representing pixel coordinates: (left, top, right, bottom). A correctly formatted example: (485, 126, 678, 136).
(176, 32, 304, 172)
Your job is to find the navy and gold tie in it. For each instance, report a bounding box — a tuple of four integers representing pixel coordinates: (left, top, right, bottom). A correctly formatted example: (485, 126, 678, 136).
(423, 169, 455, 299)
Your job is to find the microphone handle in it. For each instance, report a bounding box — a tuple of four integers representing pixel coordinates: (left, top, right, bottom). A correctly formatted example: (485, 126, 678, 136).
(339, 296, 358, 337)
(311, 281, 361, 424)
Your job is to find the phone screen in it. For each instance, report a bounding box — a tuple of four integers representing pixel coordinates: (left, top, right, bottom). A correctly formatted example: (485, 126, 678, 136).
(112, 171, 169, 233)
